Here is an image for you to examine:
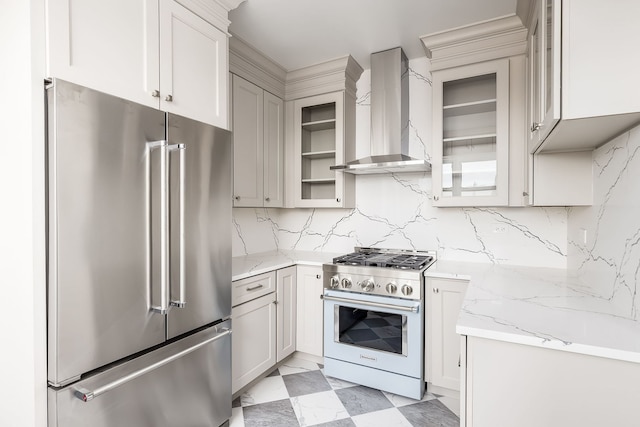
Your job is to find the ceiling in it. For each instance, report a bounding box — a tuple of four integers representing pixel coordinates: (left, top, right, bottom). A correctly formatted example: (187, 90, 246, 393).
(228, 0, 518, 71)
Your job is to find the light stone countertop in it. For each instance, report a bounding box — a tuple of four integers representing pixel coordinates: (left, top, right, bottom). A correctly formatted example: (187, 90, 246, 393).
(426, 260, 640, 364)
(232, 250, 339, 282)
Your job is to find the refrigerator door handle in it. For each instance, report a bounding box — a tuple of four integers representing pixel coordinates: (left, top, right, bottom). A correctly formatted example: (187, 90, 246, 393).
(148, 140, 169, 314)
(73, 327, 231, 402)
(168, 143, 186, 308)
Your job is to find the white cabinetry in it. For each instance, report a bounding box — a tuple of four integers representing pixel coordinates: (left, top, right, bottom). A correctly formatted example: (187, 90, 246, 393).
(285, 55, 362, 209)
(295, 265, 324, 358)
(422, 16, 529, 208)
(46, 0, 235, 128)
(461, 336, 640, 427)
(431, 60, 510, 207)
(527, 0, 640, 154)
(231, 267, 296, 394)
(276, 267, 297, 361)
(292, 92, 352, 208)
(232, 74, 284, 207)
(425, 277, 467, 391)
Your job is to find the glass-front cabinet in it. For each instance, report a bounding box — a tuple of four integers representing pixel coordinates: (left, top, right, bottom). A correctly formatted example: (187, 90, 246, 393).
(432, 59, 510, 207)
(527, 0, 561, 153)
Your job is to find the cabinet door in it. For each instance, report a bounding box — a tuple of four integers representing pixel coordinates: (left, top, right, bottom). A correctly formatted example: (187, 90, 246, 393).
(276, 266, 297, 362)
(232, 75, 264, 207)
(528, 0, 561, 152)
(295, 265, 324, 357)
(159, 0, 228, 128)
(231, 292, 276, 394)
(432, 59, 510, 207)
(264, 92, 285, 208)
(293, 92, 346, 208)
(427, 277, 467, 391)
(46, 0, 159, 108)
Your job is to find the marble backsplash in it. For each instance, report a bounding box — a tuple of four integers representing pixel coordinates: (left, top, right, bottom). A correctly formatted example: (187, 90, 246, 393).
(233, 57, 568, 268)
(568, 124, 640, 320)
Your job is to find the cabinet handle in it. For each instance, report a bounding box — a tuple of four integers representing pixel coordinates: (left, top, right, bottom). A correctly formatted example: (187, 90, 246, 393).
(265, 197, 270, 202)
(523, 191, 529, 197)
(531, 122, 541, 132)
(433, 287, 439, 293)
(151, 90, 160, 98)
(316, 274, 321, 279)
(458, 354, 461, 367)
(165, 94, 173, 102)
(336, 198, 341, 203)
(273, 300, 278, 305)
(246, 284, 264, 291)
(433, 195, 439, 201)
(234, 196, 240, 200)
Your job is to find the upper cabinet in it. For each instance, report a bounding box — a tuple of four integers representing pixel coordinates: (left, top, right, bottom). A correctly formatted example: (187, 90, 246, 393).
(527, 0, 640, 153)
(431, 60, 510, 207)
(422, 16, 529, 207)
(46, 0, 244, 129)
(285, 56, 363, 208)
(232, 74, 284, 208)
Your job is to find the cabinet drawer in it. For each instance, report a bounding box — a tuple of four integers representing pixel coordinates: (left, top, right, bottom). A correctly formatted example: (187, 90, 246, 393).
(232, 272, 275, 307)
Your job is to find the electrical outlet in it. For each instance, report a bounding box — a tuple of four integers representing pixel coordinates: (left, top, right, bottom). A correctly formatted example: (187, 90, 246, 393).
(581, 228, 588, 245)
(492, 223, 508, 234)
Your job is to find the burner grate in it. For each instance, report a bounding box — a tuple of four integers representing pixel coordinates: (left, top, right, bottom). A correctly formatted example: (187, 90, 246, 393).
(333, 251, 433, 271)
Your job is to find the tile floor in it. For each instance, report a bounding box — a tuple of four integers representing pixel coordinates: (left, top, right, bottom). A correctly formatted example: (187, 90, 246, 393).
(231, 356, 460, 427)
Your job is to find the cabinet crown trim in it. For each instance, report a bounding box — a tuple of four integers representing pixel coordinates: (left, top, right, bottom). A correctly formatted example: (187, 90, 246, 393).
(230, 35, 287, 98)
(285, 55, 363, 101)
(421, 14, 527, 71)
(176, 0, 244, 32)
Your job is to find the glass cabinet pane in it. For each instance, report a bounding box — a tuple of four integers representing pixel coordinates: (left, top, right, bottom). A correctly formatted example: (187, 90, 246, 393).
(441, 73, 498, 198)
(544, 0, 554, 114)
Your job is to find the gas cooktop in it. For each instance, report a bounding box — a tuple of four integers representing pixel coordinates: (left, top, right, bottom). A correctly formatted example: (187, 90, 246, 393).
(332, 247, 434, 271)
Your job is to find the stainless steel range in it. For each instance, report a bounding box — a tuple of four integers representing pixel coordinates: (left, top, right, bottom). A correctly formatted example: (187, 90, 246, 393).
(322, 247, 435, 400)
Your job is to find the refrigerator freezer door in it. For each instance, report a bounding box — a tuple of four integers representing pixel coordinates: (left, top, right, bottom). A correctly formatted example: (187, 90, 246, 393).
(47, 80, 166, 386)
(166, 114, 232, 338)
(48, 321, 232, 427)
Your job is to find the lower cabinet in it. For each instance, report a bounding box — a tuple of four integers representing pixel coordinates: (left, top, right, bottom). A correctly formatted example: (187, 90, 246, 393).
(231, 266, 296, 394)
(425, 277, 468, 391)
(295, 265, 324, 358)
(462, 336, 640, 427)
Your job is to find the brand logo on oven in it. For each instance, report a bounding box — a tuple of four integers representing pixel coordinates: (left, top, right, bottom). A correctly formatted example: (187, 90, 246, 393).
(360, 354, 377, 362)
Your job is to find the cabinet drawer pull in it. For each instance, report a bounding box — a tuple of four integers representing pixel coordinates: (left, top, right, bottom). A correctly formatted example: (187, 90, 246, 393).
(316, 274, 321, 279)
(433, 287, 439, 293)
(246, 284, 264, 291)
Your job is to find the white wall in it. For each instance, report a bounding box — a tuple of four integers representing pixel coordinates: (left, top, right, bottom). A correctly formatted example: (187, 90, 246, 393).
(568, 124, 640, 321)
(0, 1, 47, 426)
(233, 57, 568, 268)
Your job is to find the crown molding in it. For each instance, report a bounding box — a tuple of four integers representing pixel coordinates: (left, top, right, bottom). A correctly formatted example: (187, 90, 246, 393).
(420, 14, 527, 71)
(285, 55, 363, 101)
(229, 35, 287, 98)
(176, 0, 245, 33)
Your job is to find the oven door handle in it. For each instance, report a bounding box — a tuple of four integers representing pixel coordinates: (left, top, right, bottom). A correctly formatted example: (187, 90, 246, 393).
(321, 294, 419, 313)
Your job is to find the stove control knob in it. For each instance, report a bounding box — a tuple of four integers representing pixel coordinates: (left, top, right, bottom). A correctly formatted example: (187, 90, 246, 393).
(330, 275, 340, 289)
(385, 282, 397, 294)
(360, 279, 375, 292)
(341, 278, 352, 289)
(401, 284, 413, 296)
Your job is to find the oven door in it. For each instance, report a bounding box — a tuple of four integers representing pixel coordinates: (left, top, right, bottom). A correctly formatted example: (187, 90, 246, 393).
(322, 290, 424, 379)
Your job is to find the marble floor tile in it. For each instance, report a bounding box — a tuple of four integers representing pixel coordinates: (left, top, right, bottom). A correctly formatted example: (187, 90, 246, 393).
(397, 399, 459, 427)
(242, 399, 299, 427)
(266, 368, 280, 377)
(437, 394, 461, 417)
(290, 390, 349, 427)
(382, 390, 438, 408)
(323, 373, 358, 390)
(283, 370, 332, 397)
(240, 375, 289, 407)
(312, 419, 356, 427)
(335, 385, 394, 417)
(279, 356, 323, 376)
(351, 408, 413, 427)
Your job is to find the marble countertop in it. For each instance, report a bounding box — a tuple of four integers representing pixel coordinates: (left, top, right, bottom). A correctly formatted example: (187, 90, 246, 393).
(232, 250, 339, 281)
(426, 260, 640, 364)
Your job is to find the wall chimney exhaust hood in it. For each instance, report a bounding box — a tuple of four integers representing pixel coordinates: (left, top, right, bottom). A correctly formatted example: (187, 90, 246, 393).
(331, 47, 431, 175)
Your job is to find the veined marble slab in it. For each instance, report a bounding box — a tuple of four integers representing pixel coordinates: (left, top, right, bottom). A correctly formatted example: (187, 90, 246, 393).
(427, 261, 640, 364)
(232, 250, 339, 281)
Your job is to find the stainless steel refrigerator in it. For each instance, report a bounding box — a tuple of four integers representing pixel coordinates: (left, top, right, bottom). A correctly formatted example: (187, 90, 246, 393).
(46, 79, 232, 426)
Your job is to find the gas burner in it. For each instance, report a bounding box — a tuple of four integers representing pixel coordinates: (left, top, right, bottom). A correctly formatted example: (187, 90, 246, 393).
(333, 249, 434, 271)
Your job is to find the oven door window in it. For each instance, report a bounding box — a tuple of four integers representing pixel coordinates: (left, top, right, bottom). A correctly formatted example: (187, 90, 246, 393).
(334, 305, 407, 356)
